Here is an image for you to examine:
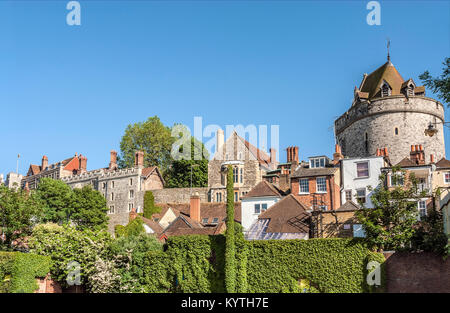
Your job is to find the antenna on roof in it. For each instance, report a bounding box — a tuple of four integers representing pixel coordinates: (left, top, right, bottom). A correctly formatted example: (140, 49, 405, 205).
(387, 38, 391, 62)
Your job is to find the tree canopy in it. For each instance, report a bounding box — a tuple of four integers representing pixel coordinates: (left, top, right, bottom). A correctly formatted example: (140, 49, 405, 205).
(419, 57, 450, 105)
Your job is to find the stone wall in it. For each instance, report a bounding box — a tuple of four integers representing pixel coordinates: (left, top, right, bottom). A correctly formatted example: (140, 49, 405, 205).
(151, 187, 209, 204)
(383, 251, 450, 293)
(335, 96, 445, 165)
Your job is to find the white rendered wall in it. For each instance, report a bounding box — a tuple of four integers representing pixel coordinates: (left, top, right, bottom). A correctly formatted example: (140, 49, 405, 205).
(241, 196, 280, 231)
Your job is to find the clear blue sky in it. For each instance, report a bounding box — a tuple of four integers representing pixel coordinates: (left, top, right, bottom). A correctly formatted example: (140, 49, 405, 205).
(0, 0, 449, 176)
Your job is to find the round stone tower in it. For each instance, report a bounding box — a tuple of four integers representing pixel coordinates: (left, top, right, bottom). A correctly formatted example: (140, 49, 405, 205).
(334, 58, 445, 165)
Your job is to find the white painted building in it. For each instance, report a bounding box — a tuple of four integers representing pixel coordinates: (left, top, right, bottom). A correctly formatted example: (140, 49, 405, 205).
(241, 181, 282, 231)
(340, 156, 386, 208)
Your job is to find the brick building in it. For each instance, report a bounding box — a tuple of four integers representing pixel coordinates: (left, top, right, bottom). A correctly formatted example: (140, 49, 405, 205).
(290, 147, 342, 212)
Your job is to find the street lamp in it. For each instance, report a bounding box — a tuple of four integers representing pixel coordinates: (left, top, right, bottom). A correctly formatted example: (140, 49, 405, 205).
(424, 121, 450, 137)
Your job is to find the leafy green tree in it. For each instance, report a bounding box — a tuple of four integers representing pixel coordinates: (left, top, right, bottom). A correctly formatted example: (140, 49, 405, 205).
(166, 136, 209, 188)
(28, 223, 113, 291)
(114, 218, 145, 238)
(118, 116, 174, 173)
(419, 57, 450, 105)
(71, 186, 109, 231)
(355, 167, 427, 251)
(225, 165, 236, 293)
(0, 186, 42, 250)
(34, 178, 74, 224)
(109, 232, 163, 292)
(143, 191, 161, 219)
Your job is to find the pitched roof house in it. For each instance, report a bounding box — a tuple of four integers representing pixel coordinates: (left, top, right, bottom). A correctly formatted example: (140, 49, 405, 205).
(208, 129, 278, 203)
(245, 194, 311, 240)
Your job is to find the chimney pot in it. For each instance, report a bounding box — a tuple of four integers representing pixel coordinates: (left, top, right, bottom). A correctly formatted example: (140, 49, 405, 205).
(190, 192, 201, 223)
(411, 145, 415, 152)
(419, 144, 423, 151)
(384, 147, 388, 156)
(430, 154, 435, 163)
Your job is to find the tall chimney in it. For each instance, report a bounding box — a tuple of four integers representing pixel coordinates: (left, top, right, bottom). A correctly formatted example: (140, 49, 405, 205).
(190, 192, 201, 223)
(333, 144, 344, 165)
(287, 147, 292, 163)
(109, 150, 118, 170)
(129, 207, 137, 222)
(269, 148, 277, 168)
(293, 146, 299, 163)
(79, 155, 87, 172)
(430, 154, 435, 163)
(41, 155, 48, 171)
(135, 150, 144, 168)
(216, 129, 224, 154)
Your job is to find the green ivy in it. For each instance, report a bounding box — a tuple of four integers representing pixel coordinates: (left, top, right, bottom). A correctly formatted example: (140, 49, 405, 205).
(0, 251, 51, 293)
(140, 236, 385, 293)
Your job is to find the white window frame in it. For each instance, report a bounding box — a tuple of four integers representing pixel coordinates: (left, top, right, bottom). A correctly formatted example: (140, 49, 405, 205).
(356, 188, 366, 204)
(356, 161, 369, 178)
(444, 172, 450, 184)
(299, 178, 309, 194)
(254, 203, 261, 214)
(316, 177, 327, 193)
(418, 200, 427, 220)
(345, 190, 352, 202)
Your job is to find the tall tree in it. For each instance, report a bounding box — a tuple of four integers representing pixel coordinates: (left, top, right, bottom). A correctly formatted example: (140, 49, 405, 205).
(355, 167, 427, 251)
(143, 191, 161, 219)
(118, 116, 174, 174)
(224, 165, 236, 293)
(71, 186, 109, 231)
(419, 57, 450, 105)
(35, 177, 75, 224)
(166, 136, 209, 188)
(0, 186, 42, 249)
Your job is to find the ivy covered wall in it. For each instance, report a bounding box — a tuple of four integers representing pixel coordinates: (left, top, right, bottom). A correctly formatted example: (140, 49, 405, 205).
(143, 236, 385, 293)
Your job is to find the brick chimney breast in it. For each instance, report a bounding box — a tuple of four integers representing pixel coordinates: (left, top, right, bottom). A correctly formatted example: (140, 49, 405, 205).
(135, 150, 144, 168)
(42, 156, 48, 171)
(109, 150, 118, 170)
(190, 192, 201, 223)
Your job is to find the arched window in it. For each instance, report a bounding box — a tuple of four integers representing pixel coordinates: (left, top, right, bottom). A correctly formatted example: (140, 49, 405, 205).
(394, 127, 399, 135)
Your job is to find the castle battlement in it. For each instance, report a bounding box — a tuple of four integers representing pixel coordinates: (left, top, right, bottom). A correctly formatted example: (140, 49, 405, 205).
(61, 166, 141, 183)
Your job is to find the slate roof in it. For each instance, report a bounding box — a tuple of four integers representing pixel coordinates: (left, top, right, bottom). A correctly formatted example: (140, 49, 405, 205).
(242, 181, 282, 199)
(291, 166, 337, 178)
(258, 194, 310, 233)
(359, 61, 405, 99)
(436, 158, 450, 169)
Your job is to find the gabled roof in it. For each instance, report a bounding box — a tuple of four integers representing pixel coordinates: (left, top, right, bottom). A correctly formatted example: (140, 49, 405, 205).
(156, 202, 242, 223)
(336, 201, 360, 212)
(291, 166, 337, 178)
(258, 194, 310, 233)
(395, 157, 417, 168)
(242, 181, 282, 199)
(213, 131, 274, 169)
(359, 61, 405, 99)
(28, 164, 41, 176)
(140, 216, 164, 234)
(436, 158, 450, 169)
(141, 166, 165, 185)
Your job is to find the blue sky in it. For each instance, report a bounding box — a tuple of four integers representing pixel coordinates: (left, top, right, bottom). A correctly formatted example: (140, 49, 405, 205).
(0, 0, 449, 175)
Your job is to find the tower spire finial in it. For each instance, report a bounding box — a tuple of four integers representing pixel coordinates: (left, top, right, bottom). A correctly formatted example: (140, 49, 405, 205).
(387, 38, 391, 62)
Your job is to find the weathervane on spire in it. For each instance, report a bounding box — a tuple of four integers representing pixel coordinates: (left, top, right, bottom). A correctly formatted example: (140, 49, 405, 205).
(387, 38, 391, 62)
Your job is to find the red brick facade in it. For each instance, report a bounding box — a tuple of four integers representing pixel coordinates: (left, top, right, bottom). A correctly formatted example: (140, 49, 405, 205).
(291, 175, 341, 211)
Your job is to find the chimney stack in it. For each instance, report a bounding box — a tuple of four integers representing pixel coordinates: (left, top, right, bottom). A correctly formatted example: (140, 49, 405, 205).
(109, 150, 118, 170)
(41, 155, 48, 171)
(293, 146, 299, 163)
(410, 144, 425, 165)
(333, 144, 344, 165)
(216, 129, 224, 154)
(79, 155, 87, 172)
(135, 150, 144, 168)
(430, 154, 435, 163)
(190, 192, 201, 223)
(269, 148, 278, 169)
(129, 207, 137, 222)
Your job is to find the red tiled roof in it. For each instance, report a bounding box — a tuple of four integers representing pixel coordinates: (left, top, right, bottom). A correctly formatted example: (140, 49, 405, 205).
(242, 181, 282, 199)
(140, 216, 164, 234)
(436, 158, 450, 169)
(258, 194, 310, 233)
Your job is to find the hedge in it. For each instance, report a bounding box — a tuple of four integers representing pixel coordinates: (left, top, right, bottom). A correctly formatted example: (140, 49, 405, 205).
(0, 251, 52, 293)
(143, 236, 385, 293)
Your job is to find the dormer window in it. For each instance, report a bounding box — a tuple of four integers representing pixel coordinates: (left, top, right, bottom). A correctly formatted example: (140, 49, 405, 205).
(381, 81, 391, 97)
(407, 84, 415, 96)
(310, 157, 326, 168)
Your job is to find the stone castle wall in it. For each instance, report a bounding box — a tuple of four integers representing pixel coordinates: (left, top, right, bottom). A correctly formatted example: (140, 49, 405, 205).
(335, 95, 445, 165)
(151, 187, 209, 204)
